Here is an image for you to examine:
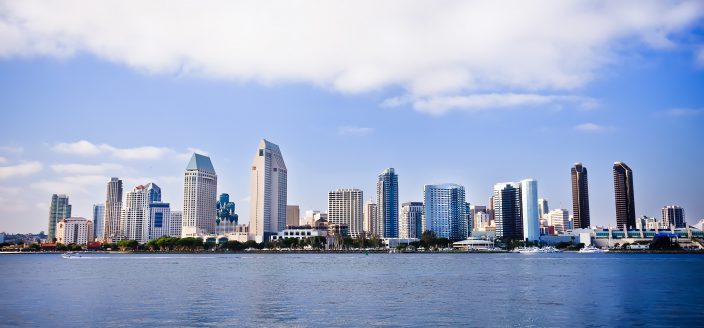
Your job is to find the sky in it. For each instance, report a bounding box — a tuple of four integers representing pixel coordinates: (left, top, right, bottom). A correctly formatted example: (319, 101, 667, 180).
(1, 0, 703, 233)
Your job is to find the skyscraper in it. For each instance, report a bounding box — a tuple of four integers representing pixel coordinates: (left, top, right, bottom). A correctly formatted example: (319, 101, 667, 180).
(328, 189, 364, 238)
(613, 162, 636, 229)
(494, 182, 522, 240)
(520, 179, 540, 242)
(169, 211, 182, 237)
(537, 198, 549, 218)
(47, 194, 71, 242)
(120, 185, 148, 243)
(183, 153, 218, 237)
(377, 168, 399, 238)
(92, 204, 105, 241)
(250, 139, 287, 242)
(286, 205, 300, 227)
(103, 177, 123, 242)
(548, 209, 570, 233)
(144, 182, 162, 203)
(571, 163, 591, 229)
(661, 205, 685, 228)
(424, 184, 467, 241)
(400, 202, 423, 239)
(363, 200, 378, 236)
(216, 193, 238, 234)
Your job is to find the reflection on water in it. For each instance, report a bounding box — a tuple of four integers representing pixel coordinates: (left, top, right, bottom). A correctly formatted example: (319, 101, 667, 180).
(1, 253, 703, 327)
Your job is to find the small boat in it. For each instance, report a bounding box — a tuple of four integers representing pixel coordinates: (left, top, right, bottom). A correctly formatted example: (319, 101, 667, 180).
(512, 246, 541, 253)
(61, 251, 81, 259)
(578, 245, 609, 253)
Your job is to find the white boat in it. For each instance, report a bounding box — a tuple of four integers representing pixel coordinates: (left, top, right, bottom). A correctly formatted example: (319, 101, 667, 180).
(578, 245, 609, 253)
(513, 246, 562, 254)
(61, 251, 81, 259)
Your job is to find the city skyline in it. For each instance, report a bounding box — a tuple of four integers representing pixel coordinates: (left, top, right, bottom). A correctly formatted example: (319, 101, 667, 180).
(1, 2, 704, 233)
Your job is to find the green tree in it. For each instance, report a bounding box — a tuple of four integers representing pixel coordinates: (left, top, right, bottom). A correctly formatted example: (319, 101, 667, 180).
(117, 240, 138, 252)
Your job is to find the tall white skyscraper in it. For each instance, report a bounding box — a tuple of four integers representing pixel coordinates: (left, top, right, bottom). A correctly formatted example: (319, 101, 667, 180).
(423, 184, 467, 241)
(363, 200, 378, 236)
(182, 153, 218, 237)
(120, 185, 148, 243)
(400, 202, 423, 239)
(250, 139, 287, 243)
(520, 179, 540, 242)
(103, 177, 123, 242)
(328, 189, 364, 238)
(56, 217, 93, 245)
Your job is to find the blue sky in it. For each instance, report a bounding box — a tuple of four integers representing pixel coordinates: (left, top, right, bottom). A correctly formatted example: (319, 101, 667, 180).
(1, 1, 703, 233)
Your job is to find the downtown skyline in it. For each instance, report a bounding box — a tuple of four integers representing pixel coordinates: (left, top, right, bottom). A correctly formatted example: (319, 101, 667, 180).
(1, 1, 703, 233)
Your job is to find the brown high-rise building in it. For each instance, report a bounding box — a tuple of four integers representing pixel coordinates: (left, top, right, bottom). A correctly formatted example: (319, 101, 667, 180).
(571, 163, 590, 229)
(613, 162, 636, 229)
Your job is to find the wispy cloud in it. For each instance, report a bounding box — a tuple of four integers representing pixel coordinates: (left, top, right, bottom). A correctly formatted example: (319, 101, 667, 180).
(0, 157, 7, 164)
(0, 146, 24, 154)
(0, 1, 701, 107)
(338, 126, 374, 137)
(0, 161, 43, 179)
(659, 108, 703, 117)
(696, 47, 704, 68)
(574, 123, 610, 133)
(384, 93, 597, 116)
(50, 163, 124, 175)
(30, 175, 108, 195)
(52, 140, 194, 161)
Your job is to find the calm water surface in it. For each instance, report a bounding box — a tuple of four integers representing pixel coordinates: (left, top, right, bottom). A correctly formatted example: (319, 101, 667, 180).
(1, 253, 703, 327)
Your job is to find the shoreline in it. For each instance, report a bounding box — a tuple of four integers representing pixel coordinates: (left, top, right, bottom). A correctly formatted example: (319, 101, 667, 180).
(1, 249, 702, 255)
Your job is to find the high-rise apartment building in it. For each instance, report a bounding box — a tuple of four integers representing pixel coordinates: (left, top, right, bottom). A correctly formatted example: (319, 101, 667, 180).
(494, 182, 522, 240)
(363, 200, 378, 236)
(548, 209, 570, 233)
(400, 202, 423, 239)
(328, 189, 364, 238)
(377, 168, 399, 238)
(424, 184, 467, 241)
(286, 205, 300, 228)
(148, 202, 171, 241)
(520, 179, 540, 242)
(55, 217, 93, 245)
(613, 162, 636, 229)
(250, 139, 287, 243)
(92, 204, 104, 241)
(183, 153, 218, 237)
(571, 163, 591, 229)
(120, 185, 149, 243)
(48, 194, 71, 242)
(169, 211, 182, 237)
(661, 205, 685, 228)
(103, 177, 123, 242)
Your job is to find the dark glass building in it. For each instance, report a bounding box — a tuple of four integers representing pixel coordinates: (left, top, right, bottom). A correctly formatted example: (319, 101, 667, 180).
(571, 163, 591, 229)
(613, 162, 636, 229)
(493, 182, 523, 240)
(377, 168, 399, 238)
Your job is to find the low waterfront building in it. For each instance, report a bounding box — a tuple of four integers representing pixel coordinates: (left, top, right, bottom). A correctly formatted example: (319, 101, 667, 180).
(383, 238, 419, 249)
(202, 224, 250, 244)
(56, 217, 94, 245)
(452, 238, 494, 250)
(270, 226, 328, 241)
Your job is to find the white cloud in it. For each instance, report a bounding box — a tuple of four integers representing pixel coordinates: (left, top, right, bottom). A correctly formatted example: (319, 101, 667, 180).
(30, 175, 109, 195)
(50, 163, 124, 174)
(52, 140, 103, 155)
(52, 140, 186, 161)
(0, 157, 7, 164)
(661, 107, 704, 117)
(0, 161, 43, 179)
(574, 123, 609, 133)
(338, 126, 374, 136)
(0, 0, 701, 114)
(0, 146, 24, 154)
(386, 93, 596, 115)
